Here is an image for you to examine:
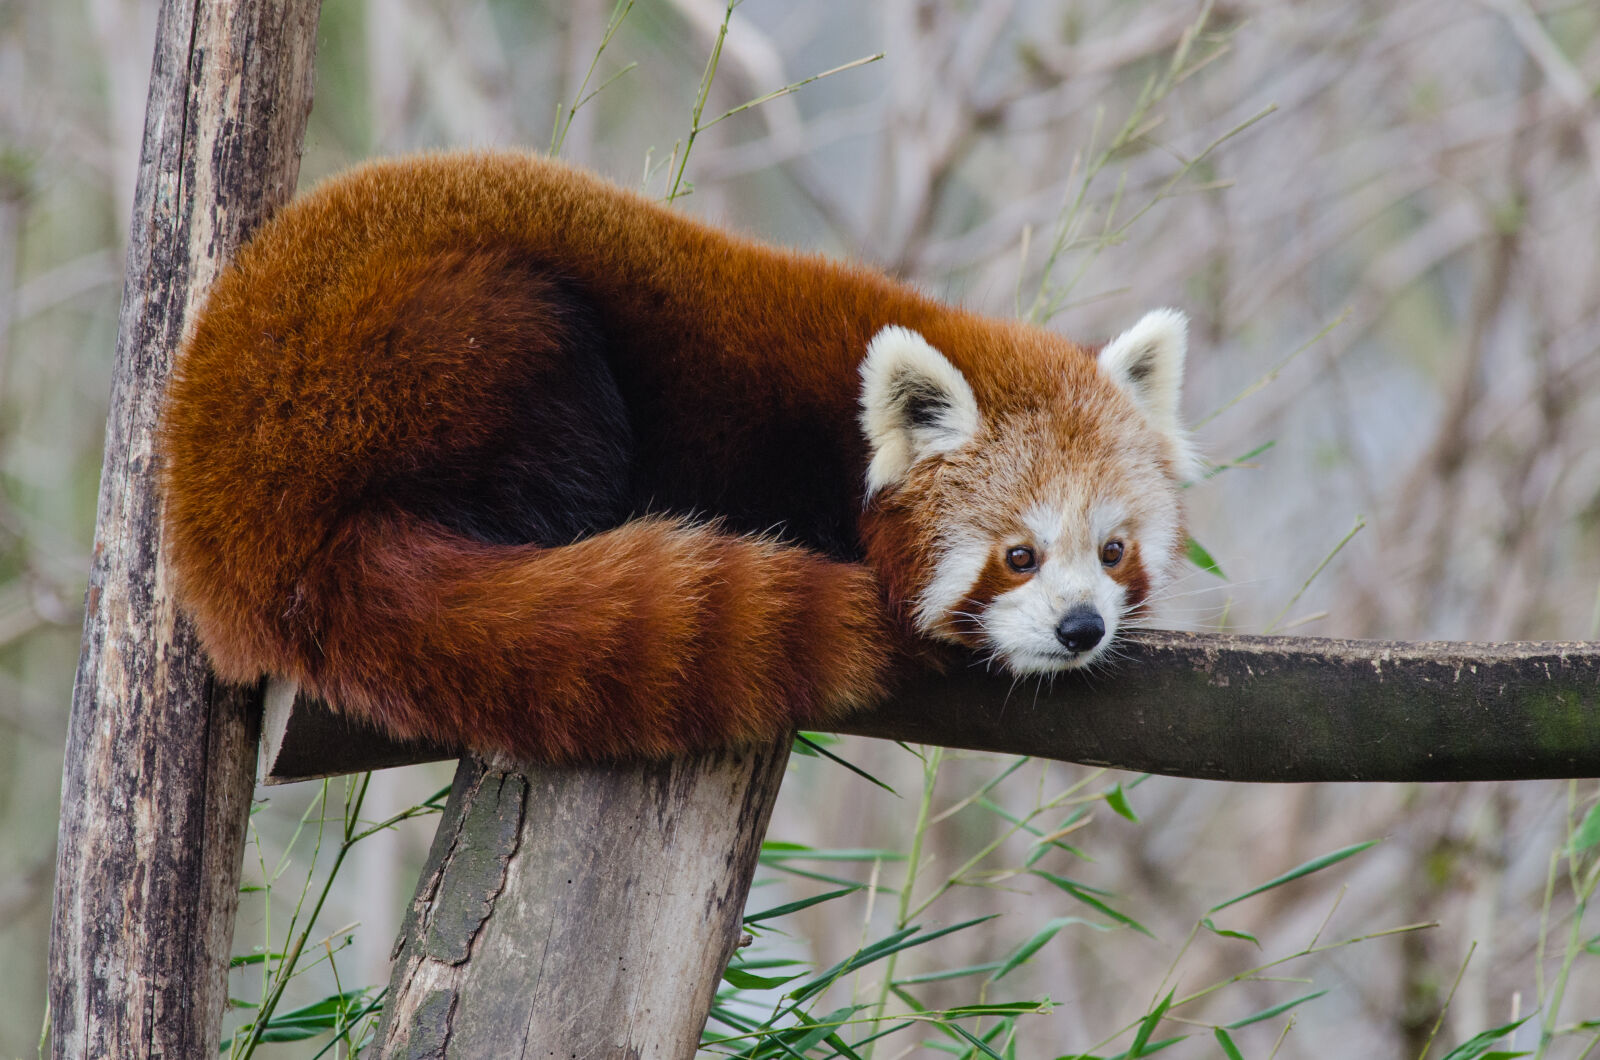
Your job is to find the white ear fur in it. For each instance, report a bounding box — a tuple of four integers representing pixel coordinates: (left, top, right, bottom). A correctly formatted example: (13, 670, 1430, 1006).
(1099, 308, 1203, 480)
(860, 326, 981, 495)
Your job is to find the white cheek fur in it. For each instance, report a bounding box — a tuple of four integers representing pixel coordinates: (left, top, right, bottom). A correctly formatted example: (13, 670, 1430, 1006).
(914, 532, 989, 635)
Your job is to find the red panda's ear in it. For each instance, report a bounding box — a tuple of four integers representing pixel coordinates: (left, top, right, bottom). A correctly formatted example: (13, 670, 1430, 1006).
(1099, 308, 1203, 480)
(860, 326, 980, 496)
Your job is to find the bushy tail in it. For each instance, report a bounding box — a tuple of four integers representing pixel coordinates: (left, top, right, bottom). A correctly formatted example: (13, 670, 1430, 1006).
(194, 513, 893, 761)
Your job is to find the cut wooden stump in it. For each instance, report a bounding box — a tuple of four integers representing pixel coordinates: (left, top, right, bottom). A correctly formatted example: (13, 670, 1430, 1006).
(372, 742, 790, 1058)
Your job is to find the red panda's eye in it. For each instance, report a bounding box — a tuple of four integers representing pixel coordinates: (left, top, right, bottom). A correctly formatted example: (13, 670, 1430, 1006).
(1101, 540, 1125, 567)
(1005, 546, 1037, 573)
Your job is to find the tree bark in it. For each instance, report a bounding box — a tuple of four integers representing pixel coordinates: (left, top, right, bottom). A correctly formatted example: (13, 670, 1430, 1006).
(374, 741, 791, 1059)
(47, 1, 321, 1057)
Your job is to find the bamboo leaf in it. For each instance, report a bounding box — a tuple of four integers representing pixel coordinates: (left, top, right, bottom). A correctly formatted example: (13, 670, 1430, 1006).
(1105, 783, 1140, 822)
(1570, 801, 1600, 853)
(794, 734, 898, 795)
(942, 1001, 1051, 1017)
(744, 885, 862, 925)
(787, 917, 997, 1003)
(1209, 841, 1378, 913)
(229, 951, 284, 967)
(1185, 538, 1227, 580)
(1200, 917, 1260, 947)
(1435, 1016, 1532, 1060)
(761, 843, 905, 863)
(897, 961, 1004, 985)
(723, 966, 803, 990)
(1224, 989, 1327, 1028)
(1032, 870, 1155, 938)
(1113, 1037, 1185, 1060)
(1128, 991, 1173, 1056)
(1213, 1027, 1244, 1060)
(989, 917, 1102, 981)
(948, 1023, 1006, 1059)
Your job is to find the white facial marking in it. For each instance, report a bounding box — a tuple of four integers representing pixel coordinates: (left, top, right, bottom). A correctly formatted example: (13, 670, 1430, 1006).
(860, 326, 981, 496)
(914, 532, 989, 634)
(985, 534, 1126, 672)
(962, 492, 1163, 673)
(1089, 499, 1130, 549)
(1099, 308, 1204, 481)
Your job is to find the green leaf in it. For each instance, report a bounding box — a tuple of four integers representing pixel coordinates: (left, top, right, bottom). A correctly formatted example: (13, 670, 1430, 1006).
(1213, 1027, 1244, 1060)
(1104, 783, 1139, 822)
(896, 961, 1004, 985)
(1200, 917, 1260, 947)
(1202, 441, 1276, 481)
(1128, 991, 1173, 1056)
(272, 990, 371, 1020)
(942, 1001, 1051, 1017)
(1111, 1037, 1185, 1060)
(784, 1006, 862, 1054)
(1032, 871, 1155, 938)
(1063, 1037, 1188, 1060)
(723, 966, 803, 990)
(1209, 840, 1378, 913)
(744, 885, 862, 925)
(989, 917, 1101, 981)
(787, 917, 996, 1003)
(947, 1023, 1005, 1059)
(760, 843, 905, 862)
(1185, 537, 1227, 579)
(229, 950, 285, 967)
(794, 733, 898, 794)
(253, 1026, 330, 1043)
(1065, 1039, 1188, 1060)
(1435, 1016, 1532, 1060)
(1571, 800, 1600, 853)
(824, 1029, 868, 1060)
(1225, 989, 1327, 1028)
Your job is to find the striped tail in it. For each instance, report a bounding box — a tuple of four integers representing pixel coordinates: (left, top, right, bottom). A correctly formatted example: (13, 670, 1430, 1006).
(208, 514, 893, 762)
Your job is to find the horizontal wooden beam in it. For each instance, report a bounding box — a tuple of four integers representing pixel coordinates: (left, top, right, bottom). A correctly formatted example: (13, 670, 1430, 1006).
(261, 631, 1600, 785)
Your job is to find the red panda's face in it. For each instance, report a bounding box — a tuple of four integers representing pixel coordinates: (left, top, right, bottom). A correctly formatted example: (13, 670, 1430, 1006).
(860, 312, 1198, 674)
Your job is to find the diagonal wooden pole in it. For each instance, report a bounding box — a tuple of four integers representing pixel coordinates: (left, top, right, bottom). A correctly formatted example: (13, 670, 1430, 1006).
(265, 633, 1600, 786)
(47, 0, 322, 1055)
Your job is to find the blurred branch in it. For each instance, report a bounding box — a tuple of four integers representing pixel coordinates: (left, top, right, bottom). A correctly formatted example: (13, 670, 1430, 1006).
(1477, 0, 1600, 188)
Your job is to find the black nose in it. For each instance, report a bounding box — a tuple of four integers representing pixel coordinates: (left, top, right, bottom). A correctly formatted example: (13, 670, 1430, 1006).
(1055, 607, 1105, 653)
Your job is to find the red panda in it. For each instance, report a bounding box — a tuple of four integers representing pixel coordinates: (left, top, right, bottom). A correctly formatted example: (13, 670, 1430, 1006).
(159, 150, 1199, 763)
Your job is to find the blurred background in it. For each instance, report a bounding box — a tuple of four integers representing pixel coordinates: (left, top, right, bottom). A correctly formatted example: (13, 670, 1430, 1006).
(3, 0, 1599, 1055)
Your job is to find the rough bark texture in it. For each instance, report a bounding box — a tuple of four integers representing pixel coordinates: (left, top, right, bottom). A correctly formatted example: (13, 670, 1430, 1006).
(266, 632, 1600, 785)
(374, 742, 791, 1059)
(47, 1, 321, 1057)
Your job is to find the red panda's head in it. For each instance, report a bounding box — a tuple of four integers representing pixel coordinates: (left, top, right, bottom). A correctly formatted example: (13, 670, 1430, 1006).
(859, 310, 1199, 673)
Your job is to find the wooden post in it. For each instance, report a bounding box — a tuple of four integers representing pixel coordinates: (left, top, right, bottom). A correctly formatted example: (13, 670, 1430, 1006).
(373, 743, 791, 1058)
(47, 0, 322, 1056)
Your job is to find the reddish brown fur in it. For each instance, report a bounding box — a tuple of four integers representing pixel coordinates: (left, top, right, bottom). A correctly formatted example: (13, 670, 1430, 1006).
(160, 150, 1150, 762)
